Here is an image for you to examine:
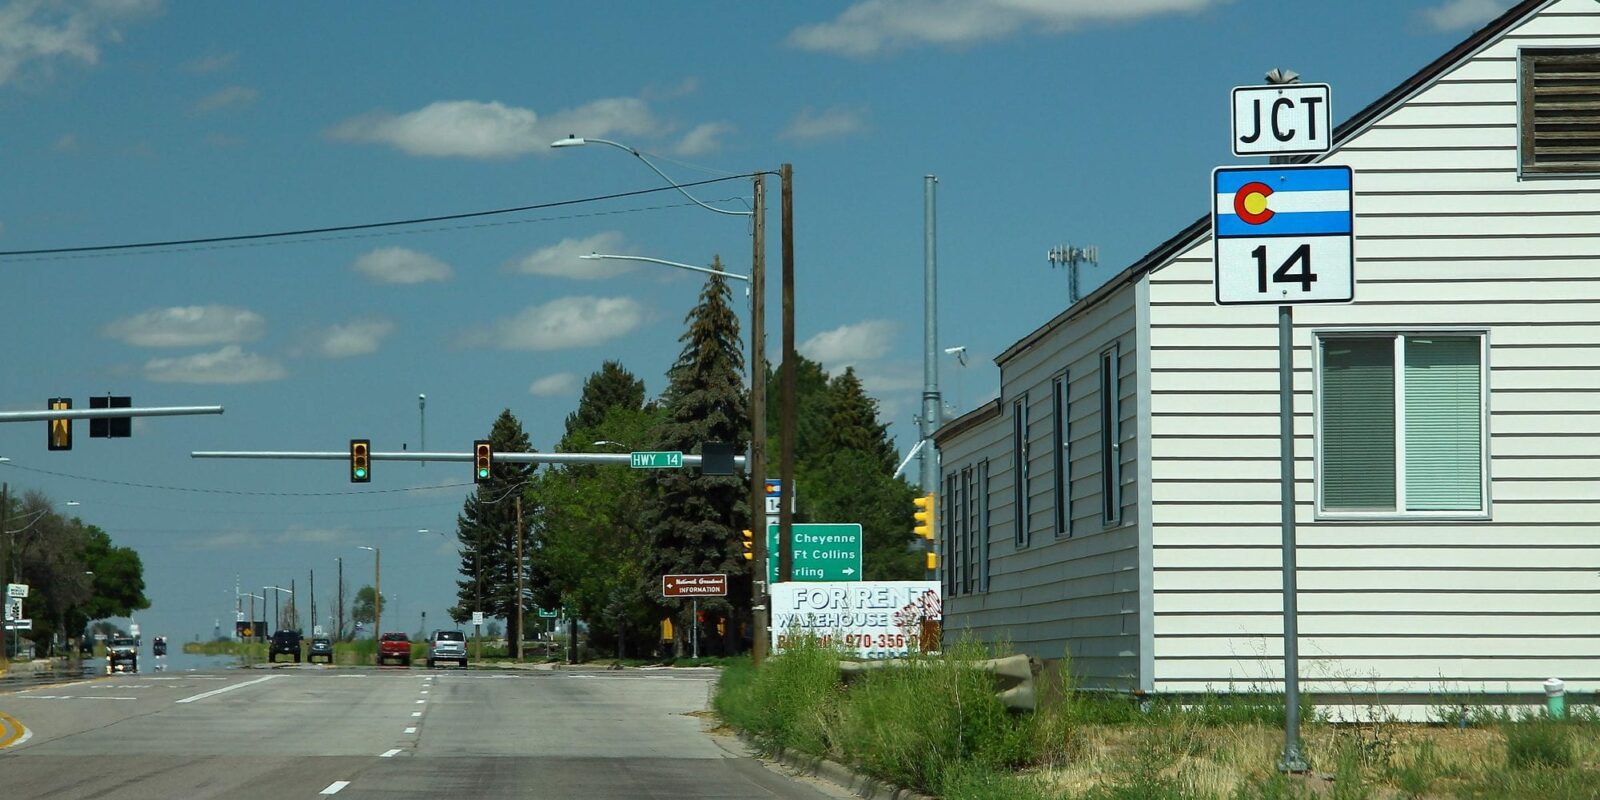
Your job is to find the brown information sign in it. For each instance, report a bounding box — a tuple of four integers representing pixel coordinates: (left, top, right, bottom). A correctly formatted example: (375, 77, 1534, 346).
(662, 574, 728, 598)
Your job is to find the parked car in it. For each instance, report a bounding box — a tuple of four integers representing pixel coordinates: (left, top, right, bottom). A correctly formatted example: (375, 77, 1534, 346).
(307, 637, 334, 664)
(268, 630, 303, 663)
(377, 632, 411, 667)
(106, 636, 138, 674)
(427, 629, 467, 669)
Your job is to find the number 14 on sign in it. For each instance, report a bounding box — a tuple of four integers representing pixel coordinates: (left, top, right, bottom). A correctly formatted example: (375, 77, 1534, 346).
(1217, 237, 1351, 304)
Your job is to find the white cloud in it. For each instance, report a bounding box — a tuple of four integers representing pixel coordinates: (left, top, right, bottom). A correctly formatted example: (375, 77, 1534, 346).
(198, 531, 253, 550)
(464, 296, 647, 351)
(306, 318, 395, 359)
(52, 133, 78, 152)
(503, 232, 632, 279)
(0, 0, 160, 87)
(788, 0, 1222, 57)
(801, 320, 898, 366)
(1419, 0, 1508, 32)
(529, 372, 579, 396)
(673, 121, 734, 155)
(143, 345, 287, 384)
(352, 246, 452, 284)
(194, 85, 257, 112)
(327, 97, 661, 159)
(782, 106, 869, 140)
(103, 305, 265, 347)
(275, 526, 346, 544)
(183, 51, 236, 74)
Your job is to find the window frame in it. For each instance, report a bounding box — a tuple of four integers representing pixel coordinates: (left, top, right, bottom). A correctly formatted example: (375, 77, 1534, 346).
(942, 469, 958, 597)
(978, 459, 991, 593)
(1013, 393, 1031, 547)
(1100, 346, 1123, 526)
(1052, 371, 1071, 538)
(1313, 328, 1492, 521)
(1518, 47, 1600, 178)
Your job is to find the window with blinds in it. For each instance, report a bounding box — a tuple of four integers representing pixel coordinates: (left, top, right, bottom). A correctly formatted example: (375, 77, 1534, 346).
(1013, 395, 1030, 547)
(1521, 48, 1600, 175)
(1318, 333, 1487, 515)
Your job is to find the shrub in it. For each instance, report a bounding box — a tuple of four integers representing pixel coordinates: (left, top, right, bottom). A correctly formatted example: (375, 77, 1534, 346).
(1504, 719, 1573, 770)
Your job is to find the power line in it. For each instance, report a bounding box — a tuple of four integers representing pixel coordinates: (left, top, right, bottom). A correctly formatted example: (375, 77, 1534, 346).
(0, 173, 758, 258)
(0, 460, 472, 497)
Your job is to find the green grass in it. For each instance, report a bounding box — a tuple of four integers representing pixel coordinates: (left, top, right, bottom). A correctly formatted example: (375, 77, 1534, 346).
(711, 637, 1600, 800)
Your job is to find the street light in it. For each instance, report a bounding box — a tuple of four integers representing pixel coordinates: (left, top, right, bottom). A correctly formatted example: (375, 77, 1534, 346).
(358, 546, 381, 644)
(265, 585, 292, 633)
(554, 136, 795, 667)
(581, 253, 751, 284)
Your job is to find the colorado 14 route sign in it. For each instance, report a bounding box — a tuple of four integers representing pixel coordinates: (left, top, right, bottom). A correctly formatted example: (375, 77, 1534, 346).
(1212, 165, 1354, 306)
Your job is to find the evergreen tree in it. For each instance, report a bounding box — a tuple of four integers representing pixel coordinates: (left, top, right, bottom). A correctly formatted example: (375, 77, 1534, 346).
(564, 360, 647, 440)
(641, 269, 750, 656)
(822, 367, 898, 472)
(451, 409, 534, 649)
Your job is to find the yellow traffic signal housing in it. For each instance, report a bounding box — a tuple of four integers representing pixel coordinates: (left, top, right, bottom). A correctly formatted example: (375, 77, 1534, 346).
(741, 529, 754, 561)
(474, 440, 493, 484)
(912, 493, 936, 540)
(350, 439, 371, 483)
(926, 551, 938, 571)
(47, 397, 72, 451)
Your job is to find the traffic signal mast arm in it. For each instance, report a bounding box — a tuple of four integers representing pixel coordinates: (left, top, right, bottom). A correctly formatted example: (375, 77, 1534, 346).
(193, 449, 748, 468)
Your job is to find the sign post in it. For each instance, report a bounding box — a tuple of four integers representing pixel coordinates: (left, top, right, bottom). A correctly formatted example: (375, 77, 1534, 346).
(663, 574, 729, 660)
(1220, 75, 1339, 776)
(766, 523, 863, 584)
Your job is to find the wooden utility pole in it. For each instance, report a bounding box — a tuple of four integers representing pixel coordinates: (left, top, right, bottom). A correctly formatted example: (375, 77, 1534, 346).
(336, 557, 344, 641)
(749, 174, 769, 666)
(778, 163, 797, 587)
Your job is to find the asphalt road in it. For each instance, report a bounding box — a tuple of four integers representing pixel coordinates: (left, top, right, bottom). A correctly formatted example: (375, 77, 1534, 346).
(0, 664, 849, 799)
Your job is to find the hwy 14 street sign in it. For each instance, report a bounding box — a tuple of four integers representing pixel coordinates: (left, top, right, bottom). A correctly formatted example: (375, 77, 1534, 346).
(763, 478, 795, 515)
(1213, 165, 1353, 306)
(768, 523, 863, 583)
(1232, 83, 1331, 156)
(630, 451, 683, 469)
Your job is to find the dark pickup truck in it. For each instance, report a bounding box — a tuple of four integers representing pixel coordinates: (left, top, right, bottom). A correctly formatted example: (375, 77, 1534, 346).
(378, 632, 411, 667)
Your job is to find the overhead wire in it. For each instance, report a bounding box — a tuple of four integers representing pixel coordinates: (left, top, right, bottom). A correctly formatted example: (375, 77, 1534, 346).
(0, 173, 760, 260)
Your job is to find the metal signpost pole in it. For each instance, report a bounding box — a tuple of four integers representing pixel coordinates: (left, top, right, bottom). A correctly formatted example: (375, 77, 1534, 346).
(1276, 301, 1308, 773)
(920, 175, 941, 580)
(692, 599, 699, 660)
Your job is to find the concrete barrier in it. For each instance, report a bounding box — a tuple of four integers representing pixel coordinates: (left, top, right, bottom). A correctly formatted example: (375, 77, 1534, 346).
(837, 653, 1038, 712)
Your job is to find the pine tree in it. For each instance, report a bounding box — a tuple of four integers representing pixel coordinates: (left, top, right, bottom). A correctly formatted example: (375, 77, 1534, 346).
(451, 409, 534, 649)
(563, 360, 647, 441)
(641, 267, 750, 656)
(822, 367, 898, 472)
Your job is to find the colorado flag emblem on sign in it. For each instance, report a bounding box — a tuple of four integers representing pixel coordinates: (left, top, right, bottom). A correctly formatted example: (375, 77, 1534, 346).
(1212, 165, 1354, 306)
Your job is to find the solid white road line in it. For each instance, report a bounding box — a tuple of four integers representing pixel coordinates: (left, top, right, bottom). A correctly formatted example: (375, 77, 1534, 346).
(404, 727, 416, 734)
(379, 748, 402, 758)
(320, 780, 351, 794)
(176, 675, 281, 704)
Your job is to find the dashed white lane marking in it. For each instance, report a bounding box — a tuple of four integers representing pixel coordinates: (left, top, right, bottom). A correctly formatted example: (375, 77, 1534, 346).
(379, 748, 402, 758)
(415, 700, 425, 704)
(411, 712, 422, 717)
(420, 690, 428, 694)
(335, 675, 366, 678)
(320, 780, 351, 794)
(404, 727, 417, 734)
(176, 675, 281, 704)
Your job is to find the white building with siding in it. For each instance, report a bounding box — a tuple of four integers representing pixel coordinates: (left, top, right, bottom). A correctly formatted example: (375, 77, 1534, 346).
(933, 0, 1600, 707)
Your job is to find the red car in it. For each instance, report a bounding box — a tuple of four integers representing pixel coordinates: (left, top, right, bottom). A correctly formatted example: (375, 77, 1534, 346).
(377, 632, 412, 667)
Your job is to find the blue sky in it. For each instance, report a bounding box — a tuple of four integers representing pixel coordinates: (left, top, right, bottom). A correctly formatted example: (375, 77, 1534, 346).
(0, 0, 1515, 643)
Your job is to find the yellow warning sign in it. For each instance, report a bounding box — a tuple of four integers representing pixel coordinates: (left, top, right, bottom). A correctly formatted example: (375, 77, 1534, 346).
(47, 398, 72, 451)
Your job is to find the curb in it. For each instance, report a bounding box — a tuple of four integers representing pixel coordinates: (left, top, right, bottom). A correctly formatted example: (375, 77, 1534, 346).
(737, 731, 937, 800)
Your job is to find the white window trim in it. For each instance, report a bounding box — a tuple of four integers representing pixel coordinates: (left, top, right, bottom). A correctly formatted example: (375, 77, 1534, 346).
(1101, 345, 1123, 527)
(1312, 327, 1492, 521)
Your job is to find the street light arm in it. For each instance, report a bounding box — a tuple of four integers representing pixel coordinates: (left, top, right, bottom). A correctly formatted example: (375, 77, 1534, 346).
(550, 137, 751, 217)
(582, 253, 749, 282)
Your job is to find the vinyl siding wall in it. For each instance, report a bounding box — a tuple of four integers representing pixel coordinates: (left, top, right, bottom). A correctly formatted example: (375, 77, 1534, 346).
(938, 285, 1143, 689)
(1146, 0, 1600, 695)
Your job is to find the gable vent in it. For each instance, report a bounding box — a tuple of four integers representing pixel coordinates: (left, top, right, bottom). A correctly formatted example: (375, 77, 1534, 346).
(1521, 48, 1600, 174)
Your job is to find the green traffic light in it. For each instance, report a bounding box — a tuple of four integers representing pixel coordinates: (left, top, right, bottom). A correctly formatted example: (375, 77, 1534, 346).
(478, 468, 489, 479)
(355, 468, 367, 478)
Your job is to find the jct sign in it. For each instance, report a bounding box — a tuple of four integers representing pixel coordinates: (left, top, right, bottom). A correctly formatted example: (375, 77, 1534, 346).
(1232, 83, 1331, 157)
(771, 581, 941, 659)
(662, 574, 728, 598)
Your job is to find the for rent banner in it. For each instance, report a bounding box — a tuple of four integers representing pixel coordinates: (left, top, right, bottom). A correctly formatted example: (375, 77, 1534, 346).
(770, 581, 941, 659)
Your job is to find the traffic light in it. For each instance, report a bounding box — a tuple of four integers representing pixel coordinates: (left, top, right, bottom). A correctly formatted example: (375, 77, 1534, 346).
(474, 440, 493, 484)
(912, 493, 936, 540)
(926, 552, 938, 571)
(47, 397, 72, 451)
(350, 439, 370, 483)
(741, 529, 754, 561)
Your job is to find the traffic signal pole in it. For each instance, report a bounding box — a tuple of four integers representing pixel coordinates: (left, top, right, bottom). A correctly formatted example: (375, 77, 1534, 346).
(191, 450, 747, 468)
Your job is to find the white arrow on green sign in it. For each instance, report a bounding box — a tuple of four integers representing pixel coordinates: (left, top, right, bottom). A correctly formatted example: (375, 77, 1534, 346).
(768, 523, 863, 583)
(630, 451, 683, 469)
